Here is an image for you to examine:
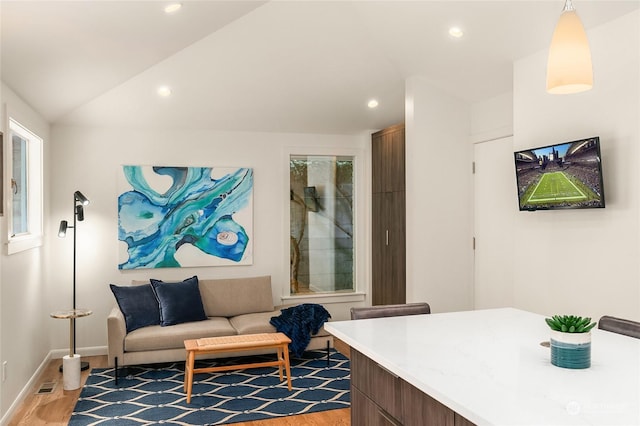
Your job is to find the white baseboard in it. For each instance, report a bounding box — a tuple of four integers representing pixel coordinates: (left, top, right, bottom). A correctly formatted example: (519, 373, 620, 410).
(0, 352, 52, 426)
(49, 345, 108, 359)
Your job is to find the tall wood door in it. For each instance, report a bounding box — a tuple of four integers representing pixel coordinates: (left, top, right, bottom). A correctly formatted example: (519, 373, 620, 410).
(372, 124, 406, 306)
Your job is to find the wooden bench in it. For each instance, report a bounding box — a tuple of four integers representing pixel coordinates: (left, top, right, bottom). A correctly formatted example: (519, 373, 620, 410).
(183, 332, 292, 403)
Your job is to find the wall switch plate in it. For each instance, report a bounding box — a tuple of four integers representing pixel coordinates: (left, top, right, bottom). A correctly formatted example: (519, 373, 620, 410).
(2, 361, 7, 382)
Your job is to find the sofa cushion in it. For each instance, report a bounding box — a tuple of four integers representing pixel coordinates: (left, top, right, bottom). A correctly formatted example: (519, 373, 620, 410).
(150, 276, 207, 326)
(199, 276, 274, 317)
(125, 317, 236, 352)
(109, 284, 160, 332)
(229, 311, 279, 335)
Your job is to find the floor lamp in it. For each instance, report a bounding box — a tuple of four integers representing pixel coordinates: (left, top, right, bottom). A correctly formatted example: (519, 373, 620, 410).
(58, 190, 90, 371)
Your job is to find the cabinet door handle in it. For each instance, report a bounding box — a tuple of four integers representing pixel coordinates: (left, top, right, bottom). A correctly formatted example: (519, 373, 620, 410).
(385, 229, 389, 246)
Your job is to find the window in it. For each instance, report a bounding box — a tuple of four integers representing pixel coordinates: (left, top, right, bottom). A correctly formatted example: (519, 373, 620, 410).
(290, 155, 355, 295)
(7, 118, 43, 254)
(12, 131, 28, 235)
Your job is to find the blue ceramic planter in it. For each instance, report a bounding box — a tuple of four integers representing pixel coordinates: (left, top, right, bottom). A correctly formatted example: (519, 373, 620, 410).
(550, 330, 591, 369)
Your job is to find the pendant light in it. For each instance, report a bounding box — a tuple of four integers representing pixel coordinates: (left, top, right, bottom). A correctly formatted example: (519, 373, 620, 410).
(546, 0, 593, 94)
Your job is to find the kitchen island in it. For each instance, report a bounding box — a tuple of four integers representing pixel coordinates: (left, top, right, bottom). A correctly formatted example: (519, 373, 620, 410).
(325, 307, 640, 426)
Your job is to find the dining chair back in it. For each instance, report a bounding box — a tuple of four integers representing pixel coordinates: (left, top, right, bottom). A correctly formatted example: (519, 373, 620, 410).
(598, 315, 640, 339)
(350, 302, 431, 320)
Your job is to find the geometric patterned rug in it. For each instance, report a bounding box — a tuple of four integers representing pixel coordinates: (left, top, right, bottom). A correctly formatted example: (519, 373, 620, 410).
(69, 349, 350, 425)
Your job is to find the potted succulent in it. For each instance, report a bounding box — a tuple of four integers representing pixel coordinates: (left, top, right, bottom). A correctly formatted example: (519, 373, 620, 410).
(545, 315, 596, 369)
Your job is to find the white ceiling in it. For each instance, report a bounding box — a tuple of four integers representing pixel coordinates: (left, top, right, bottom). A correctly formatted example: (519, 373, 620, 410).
(2, 1, 638, 134)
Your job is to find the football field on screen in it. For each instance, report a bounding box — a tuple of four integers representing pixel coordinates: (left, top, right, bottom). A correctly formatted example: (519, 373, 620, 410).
(527, 172, 586, 203)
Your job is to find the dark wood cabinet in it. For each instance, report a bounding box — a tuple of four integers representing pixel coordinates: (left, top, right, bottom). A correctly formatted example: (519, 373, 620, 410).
(372, 192, 406, 305)
(372, 124, 406, 305)
(454, 414, 477, 426)
(401, 380, 454, 426)
(351, 386, 402, 426)
(372, 124, 405, 193)
(351, 348, 477, 426)
(351, 348, 403, 422)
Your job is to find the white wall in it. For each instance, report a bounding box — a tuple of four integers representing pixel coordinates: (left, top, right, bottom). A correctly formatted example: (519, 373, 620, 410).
(470, 91, 513, 144)
(405, 76, 474, 313)
(47, 125, 370, 355)
(477, 10, 640, 321)
(0, 82, 51, 417)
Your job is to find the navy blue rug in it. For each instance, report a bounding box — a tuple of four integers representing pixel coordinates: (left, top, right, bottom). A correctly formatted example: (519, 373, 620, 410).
(70, 349, 350, 425)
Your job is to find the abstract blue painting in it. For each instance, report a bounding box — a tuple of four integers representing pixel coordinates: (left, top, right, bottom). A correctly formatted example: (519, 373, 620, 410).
(118, 165, 253, 269)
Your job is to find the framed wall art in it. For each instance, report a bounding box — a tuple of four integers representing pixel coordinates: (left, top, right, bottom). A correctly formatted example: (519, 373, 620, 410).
(118, 165, 253, 269)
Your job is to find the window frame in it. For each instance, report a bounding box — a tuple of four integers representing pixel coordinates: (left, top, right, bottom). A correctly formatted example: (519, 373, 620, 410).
(6, 118, 43, 254)
(283, 145, 366, 305)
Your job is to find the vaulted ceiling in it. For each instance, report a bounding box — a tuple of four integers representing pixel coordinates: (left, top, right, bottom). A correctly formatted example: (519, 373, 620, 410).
(2, 1, 638, 134)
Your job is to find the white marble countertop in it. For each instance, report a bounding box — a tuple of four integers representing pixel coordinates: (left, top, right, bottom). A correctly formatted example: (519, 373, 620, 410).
(325, 307, 640, 426)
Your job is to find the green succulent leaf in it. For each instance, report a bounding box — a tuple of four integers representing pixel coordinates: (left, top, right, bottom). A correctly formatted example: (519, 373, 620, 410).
(545, 315, 596, 333)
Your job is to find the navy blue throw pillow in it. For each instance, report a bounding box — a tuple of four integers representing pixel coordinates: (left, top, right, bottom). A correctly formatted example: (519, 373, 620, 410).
(110, 284, 161, 333)
(150, 276, 207, 326)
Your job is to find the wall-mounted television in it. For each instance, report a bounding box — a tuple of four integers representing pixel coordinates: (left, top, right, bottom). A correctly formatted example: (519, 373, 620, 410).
(514, 136, 605, 211)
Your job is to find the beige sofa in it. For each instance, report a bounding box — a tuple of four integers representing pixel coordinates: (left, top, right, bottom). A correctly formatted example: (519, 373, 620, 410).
(107, 275, 332, 368)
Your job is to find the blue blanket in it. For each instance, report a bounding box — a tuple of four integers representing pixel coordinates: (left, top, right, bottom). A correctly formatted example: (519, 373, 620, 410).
(270, 303, 331, 357)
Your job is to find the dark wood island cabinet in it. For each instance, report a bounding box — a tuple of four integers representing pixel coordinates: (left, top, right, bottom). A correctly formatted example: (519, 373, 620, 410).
(351, 348, 475, 426)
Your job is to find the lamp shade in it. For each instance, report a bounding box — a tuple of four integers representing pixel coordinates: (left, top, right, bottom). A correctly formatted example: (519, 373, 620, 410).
(546, 2, 593, 94)
(58, 220, 68, 237)
(74, 191, 90, 206)
(75, 205, 84, 222)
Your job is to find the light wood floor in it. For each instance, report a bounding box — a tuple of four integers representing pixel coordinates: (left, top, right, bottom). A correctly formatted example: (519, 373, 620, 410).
(9, 342, 352, 425)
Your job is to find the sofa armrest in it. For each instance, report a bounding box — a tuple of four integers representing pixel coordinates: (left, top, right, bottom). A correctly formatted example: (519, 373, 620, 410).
(107, 306, 126, 367)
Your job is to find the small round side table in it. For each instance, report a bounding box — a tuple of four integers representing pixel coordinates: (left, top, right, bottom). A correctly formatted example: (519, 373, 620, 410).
(50, 308, 92, 390)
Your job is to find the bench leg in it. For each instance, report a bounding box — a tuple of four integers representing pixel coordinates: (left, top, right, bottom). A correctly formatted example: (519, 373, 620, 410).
(276, 347, 284, 381)
(283, 344, 292, 391)
(185, 350, 195, 403)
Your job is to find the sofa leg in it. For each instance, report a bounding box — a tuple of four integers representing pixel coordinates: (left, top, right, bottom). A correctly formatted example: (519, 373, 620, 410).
(326, 340, 330, 367)
(115, 356, 118, 386)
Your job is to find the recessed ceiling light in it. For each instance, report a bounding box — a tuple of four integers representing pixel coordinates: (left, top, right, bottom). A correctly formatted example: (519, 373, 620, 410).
(448, 27, 464, 38)
(157, 86, 172, 97)
(164, 3, 182, 14)
(368, 99, 379, 109)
